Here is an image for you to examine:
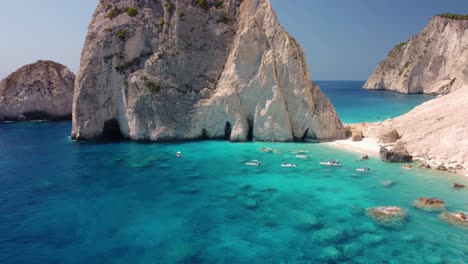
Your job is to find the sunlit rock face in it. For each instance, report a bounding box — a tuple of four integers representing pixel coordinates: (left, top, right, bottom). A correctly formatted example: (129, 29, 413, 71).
(364, 15, 468, 95)
(0, 60, 75, 121)
(72, 0, 344, 141)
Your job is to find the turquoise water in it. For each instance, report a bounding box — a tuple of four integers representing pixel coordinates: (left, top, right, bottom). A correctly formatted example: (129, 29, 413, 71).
(1, 82, 466, 263)
(317, 81, 435, 123)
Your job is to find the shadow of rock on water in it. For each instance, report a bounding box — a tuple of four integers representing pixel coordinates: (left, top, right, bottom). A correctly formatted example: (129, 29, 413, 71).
(177, 187, 200, 195)
(312, 228, 347, 245)
(113, 154, 170, 169)
(287, 209, 321, 232)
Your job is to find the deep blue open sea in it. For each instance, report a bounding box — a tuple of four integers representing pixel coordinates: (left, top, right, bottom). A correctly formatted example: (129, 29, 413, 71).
(317, 81, 434, 124)
(1, 82, 466, 264)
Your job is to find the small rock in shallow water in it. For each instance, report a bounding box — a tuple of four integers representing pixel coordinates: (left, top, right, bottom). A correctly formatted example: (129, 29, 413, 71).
(413, 197, 446, 212)
(452, 183, 465, 189)
(366, 206, 407, 227)
(418, 162, 431, 169)
(439, 211, 468, 226)
(381, 180, 394, 187)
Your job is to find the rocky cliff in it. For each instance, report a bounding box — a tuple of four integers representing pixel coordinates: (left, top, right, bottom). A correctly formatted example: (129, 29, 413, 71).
(364, 14, 468, 95)
(0, 60, 75, 121)
(72, 0, 344, 141)
(352, 86, 468, 174)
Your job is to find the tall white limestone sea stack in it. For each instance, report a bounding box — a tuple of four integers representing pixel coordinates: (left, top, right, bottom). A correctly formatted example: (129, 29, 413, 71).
(0, 60, 75, 121)
(71, 0, 344, 141)
(364, 14, 468, 95)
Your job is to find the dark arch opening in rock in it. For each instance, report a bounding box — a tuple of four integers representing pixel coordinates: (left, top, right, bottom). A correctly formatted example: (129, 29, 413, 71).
(224, 122, 232, 140)
(102, 119, 124, 140)
(301, 128, 309, 141)
(200, 128, 208, 139)
(247, 118, 254, 141)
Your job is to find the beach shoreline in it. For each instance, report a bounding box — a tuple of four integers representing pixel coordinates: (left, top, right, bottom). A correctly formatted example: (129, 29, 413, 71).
(323, 138, 381, 158)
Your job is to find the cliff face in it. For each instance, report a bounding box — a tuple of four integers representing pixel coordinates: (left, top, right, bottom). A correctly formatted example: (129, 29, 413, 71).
(356, 86, 468, 173)
(364, 15, 468, 95)
(0, 60, 75, 121)
(72, 0, 344, 141)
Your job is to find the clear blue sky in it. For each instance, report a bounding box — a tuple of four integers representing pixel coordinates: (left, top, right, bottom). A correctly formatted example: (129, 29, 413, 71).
(1, 1, 467, 80)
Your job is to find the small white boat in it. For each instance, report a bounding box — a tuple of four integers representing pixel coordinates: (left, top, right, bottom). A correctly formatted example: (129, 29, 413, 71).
(245, 160, 261, 166)
(176, 151, 182, 158)
(320, 160, 341, 166)
(296, 154, 310, 159)
(281, 163, 297, 168)
(356, 167, 370, 172)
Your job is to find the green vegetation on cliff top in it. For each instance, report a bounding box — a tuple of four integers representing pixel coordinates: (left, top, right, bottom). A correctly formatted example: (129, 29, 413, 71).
(437, 13, 468, 20)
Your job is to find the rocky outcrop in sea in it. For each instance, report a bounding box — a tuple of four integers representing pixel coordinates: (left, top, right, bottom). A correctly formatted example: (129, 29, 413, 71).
(0, 60, 75, 121)
(364, 14, 468, 95)
(72, 0, 344, 141)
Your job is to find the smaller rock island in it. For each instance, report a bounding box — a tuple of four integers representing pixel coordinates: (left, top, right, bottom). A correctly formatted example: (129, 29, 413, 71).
(0, 60, 75, 121)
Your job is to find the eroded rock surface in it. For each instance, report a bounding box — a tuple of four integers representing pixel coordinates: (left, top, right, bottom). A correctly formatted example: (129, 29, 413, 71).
(379, 141, 413, 162)
(364, 15, 468, 95)
(348, 86, 468, 174)
(366, 206, 407, 227)
(0, 60, 75, 121)
(72, 0, 343, 141)
(413, 197, 446, 212)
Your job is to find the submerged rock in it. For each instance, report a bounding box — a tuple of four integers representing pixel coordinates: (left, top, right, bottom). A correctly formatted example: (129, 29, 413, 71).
(342, 242, 364, 256)
(242, 197, 258, 210)
(311, 228, 345, 244)
(381, 180, 394, 187)
(379, 141, 413, 162)
(366, 206, 407, 227)
(359, 233, 385, 246)
(452, 183, 465, 189)
(71, 0, 344, 142)
(0, 60, 75, 121)
(413, 197, 446, 212)
(318, 246, 342, 262)
(289, 209, 320, 231)
(440, 211, 468, 226)
(364, 15, 468, 95)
